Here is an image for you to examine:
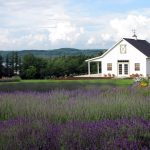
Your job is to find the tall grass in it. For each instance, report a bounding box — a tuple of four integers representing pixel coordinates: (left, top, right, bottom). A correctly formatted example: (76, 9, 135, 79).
(0, 87, 150, 122)
(1, 86, 150, 149)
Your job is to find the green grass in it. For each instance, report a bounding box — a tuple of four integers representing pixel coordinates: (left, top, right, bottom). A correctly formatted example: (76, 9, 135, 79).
(0, 79, 134, 85)
(22, 79, 133, 83)
(0, 79, 134, 92)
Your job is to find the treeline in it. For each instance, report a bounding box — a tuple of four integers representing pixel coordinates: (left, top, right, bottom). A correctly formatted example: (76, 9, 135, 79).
(0, 52, 21, 78)
(0, 52, 99, 79)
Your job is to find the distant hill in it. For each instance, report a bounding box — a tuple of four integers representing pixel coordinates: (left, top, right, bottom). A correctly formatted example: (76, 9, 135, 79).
(0, 48, 106, 58)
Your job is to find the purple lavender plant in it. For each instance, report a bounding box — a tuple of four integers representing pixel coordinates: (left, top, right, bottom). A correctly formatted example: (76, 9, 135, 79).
(0, 87, 150, 149)
(0, 118, 150, 150)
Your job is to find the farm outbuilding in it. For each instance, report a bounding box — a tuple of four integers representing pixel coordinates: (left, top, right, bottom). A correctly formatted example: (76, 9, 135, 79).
(85, 36, 150, 78)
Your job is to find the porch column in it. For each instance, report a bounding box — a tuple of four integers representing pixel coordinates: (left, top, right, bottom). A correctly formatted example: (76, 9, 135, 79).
(97, 62, 100, 74)
(88, 61, 91, 75)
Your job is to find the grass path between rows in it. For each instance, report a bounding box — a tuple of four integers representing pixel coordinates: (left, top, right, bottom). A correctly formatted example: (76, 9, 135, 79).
(0, 79, 134, 85)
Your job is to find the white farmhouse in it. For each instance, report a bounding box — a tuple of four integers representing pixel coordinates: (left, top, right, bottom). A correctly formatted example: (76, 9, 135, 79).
(85, 36, 150, 78)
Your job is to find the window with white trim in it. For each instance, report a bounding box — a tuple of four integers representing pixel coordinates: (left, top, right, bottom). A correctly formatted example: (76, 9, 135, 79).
(107, 63, 112, 71)
(135, 63, 140, 71)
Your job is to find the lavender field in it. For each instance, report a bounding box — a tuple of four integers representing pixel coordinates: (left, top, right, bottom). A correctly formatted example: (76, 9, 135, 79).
(0, 85, 150, 149)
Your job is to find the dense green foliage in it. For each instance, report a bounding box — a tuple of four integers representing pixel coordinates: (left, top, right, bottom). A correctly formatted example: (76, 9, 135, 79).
(0, 55, 3, 78)
(0, 52, 21, 77)
(20, 54, 90, 79)
(0, 49, 103, 79)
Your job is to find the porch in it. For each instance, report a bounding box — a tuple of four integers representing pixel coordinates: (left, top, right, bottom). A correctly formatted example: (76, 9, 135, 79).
(87, 61, 102, 75)
(74, 61, 102, 78)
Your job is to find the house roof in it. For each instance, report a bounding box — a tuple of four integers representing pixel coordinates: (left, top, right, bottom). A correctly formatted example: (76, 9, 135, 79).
(85, 38, 150, 62)
(124, 38, 150, 57)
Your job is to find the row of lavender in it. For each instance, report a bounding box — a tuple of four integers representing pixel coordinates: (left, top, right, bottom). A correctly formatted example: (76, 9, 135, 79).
(0, 87, 150, 121)
(0, 118, 150, 150)
(0, 87, 150, 149)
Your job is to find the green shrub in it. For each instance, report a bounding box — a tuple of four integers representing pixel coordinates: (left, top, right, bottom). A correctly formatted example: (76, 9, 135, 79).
(140, 78, 149, 87)
(0, 76, 21, 82)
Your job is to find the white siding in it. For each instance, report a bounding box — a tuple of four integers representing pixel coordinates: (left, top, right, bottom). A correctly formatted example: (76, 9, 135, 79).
(146, 58, 150, 76)
(93, 39, 147, 77)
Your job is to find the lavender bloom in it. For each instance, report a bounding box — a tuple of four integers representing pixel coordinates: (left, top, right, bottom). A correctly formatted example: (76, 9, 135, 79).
(0, 87, 150, 149)
(0, 118, 150, 150)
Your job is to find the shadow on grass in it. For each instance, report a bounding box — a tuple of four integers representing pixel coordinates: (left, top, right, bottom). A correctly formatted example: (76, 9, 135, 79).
(0, 82, 118, 92)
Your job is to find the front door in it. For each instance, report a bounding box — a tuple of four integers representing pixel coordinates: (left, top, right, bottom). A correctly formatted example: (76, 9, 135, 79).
(118, 63, 129, 76)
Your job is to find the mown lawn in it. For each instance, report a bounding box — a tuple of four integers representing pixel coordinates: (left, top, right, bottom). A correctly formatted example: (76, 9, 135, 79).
(0, 79, 134, 92)
(21, 79, 134, 85)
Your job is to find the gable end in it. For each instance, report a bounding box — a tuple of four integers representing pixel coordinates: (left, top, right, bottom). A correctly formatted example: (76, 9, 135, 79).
(124, 38, 150, 57)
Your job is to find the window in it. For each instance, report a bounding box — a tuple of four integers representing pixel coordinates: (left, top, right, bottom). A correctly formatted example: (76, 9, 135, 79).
(124, 64, 128, 75)
(107, 63, 112, 71)
(119, 64, 122, 75)
(135, 63, 140, 71)
(120, 44, 127, 54)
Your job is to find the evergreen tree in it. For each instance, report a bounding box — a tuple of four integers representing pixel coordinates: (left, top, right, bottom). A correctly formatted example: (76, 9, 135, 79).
(9, 52, 15, 76)
(5, 54, 9, 77)
(0, 55, 3, 78)
(14, 52, 19, 75)
(18, 56, 22, 75)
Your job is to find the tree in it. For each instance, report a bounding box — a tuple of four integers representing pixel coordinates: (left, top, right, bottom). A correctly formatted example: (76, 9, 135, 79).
(4, 52, 20, 77)
(0, 55, 3, 78)
(18, 57, 22, 75)
(21, 54, 47, 79)
(25, 66, 37, 79)
(5, 54, 9, 77)
(9, 52, 15, 76)
(20, 54, 91, 79)
(21, 54, 36, 78)
(46, 55, 89, 77)
(14, 52, 19, 75)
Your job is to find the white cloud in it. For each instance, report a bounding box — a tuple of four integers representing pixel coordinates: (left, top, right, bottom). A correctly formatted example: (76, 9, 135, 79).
(0, 0, 150, 50)
(49, 24, 84, 44)
(98, 11, 150, 46)
(87, 37, 95, 45)
(0, 29, 10, 44)
(101, 34, 112, 41)
(0, 0, 87, 49)
(110, 14, 150, 40)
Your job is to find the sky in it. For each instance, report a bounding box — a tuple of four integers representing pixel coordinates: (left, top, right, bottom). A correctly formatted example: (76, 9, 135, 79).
(0, 0, 150, 50)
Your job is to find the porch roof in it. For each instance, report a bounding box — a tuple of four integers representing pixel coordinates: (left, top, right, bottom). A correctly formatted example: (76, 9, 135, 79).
(85, 38, 123, 62)
(85, 56, 103, 62)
